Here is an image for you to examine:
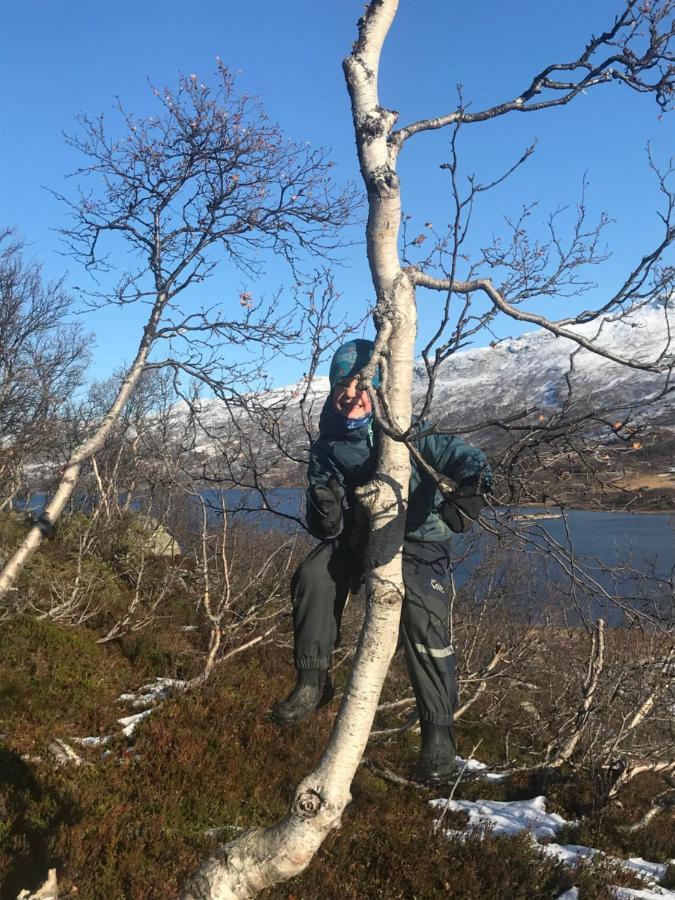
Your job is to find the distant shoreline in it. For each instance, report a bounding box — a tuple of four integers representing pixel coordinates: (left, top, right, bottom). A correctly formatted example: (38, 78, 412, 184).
(518, 500, 675, 516)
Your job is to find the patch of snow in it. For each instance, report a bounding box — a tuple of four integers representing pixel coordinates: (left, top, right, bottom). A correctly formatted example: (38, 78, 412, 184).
(440, 755, 507, 782)
(627, 858, 670, 884)
(542, 844, 667, 885)
(48, 739, 88, 767)
(16, 867, 58, 899)
(69, 677, 189, 753)
(556, 889, 675, 900)
(614, 888, 675, 899)
(432, 796, 672, 895)
(430, 795, 572, 840)
(455, 755, 487, 773)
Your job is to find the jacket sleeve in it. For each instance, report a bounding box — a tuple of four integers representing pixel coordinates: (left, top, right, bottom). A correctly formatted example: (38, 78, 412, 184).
(307, 438, 346, 491)
(417, 426, 492, 492)
(306, 438, 346, 538)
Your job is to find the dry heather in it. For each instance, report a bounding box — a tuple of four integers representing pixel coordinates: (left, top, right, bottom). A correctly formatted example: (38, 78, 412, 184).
(0, 511, 673, 899)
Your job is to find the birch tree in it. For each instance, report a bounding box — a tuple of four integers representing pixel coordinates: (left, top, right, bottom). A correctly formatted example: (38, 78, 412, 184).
(182, 2, 674, 896)
(0, 64, 355, 602)
(0, 231, 89, 511)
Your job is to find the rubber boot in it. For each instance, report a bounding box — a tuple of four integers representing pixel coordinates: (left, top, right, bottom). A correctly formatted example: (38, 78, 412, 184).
(413, 720, 457, 785)
(271, 668, 334, 725)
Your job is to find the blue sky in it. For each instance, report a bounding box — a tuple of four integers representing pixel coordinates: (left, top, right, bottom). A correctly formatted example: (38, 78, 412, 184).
(1, 1, 672, 387)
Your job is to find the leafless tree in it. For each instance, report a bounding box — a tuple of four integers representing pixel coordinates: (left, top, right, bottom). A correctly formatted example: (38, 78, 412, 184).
(183, 3, 675, 896)
(0, 230, 89, 512)
(172, 267, 365, 527)
(0, 63, 357, 602)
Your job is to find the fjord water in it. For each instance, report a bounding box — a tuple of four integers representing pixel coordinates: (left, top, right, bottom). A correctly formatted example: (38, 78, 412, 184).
(212, 490, 673, 574)
(23, 489, 674, 622)
(209, 489, 673, 621)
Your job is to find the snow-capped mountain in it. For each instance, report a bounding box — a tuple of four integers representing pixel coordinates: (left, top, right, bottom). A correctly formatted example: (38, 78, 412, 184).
(256, 299, 675, 429)
(413, 299, 674, 427)
(179, 299, 674, 469)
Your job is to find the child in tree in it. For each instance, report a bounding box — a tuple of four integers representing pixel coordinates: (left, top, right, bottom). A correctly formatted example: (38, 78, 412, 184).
(272, 339, 491, 785)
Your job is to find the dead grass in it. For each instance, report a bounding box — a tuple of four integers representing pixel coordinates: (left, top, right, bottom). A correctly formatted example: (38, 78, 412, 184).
(0, 637, 667, 899)
(0, 511, 672, 899)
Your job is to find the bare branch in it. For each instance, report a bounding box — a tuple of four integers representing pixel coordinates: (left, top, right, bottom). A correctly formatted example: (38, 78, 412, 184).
(393, 2, 675, 146)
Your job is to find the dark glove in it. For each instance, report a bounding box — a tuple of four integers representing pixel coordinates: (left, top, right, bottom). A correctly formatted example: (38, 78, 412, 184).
(307, 477, 343, 539)
(478, 465, 493, 494)
(439, 476, 489, 534)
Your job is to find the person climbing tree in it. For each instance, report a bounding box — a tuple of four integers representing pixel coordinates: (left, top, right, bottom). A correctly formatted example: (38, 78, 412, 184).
(272, 338, 492, 785)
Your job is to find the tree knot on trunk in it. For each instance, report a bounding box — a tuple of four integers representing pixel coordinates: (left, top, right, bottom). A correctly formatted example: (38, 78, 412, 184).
(375, 274, 413, 327)
(365, 164, 400, 198)
(380, 588, 405, 608)
(293, 788, 324, 819)
(355, 106, 398, 144)
(373, 293, 396, 326)
(368, 583, 405, 608)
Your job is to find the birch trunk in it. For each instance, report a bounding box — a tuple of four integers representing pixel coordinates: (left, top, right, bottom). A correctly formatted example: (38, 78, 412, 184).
(0, 295, 166, 602)
(182, 2, 414, 897)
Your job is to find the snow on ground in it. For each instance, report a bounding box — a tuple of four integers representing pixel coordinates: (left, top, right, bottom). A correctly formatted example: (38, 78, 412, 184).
(72, 677, 189, 749)
(543, 845, 668, 884)
(557, 888, 675, 900)
(614, 888, 675, 899)
(431, 792, 675, 896)
(430, 795, 572, 840)
(72, 733, 113, 748)
(115, 677, 188, 735)
(455, 754, 507, 782)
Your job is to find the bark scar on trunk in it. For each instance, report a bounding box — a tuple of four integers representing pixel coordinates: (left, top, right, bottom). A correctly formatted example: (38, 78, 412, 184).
(293, 789, 324, 818)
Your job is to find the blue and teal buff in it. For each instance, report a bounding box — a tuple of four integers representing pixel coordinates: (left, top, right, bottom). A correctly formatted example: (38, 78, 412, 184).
(330, 409, 373, 431)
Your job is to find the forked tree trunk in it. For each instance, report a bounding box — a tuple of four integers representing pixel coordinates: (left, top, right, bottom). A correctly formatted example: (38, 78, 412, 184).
(0, 295, 166, 602)
(182, 2, 413, 897)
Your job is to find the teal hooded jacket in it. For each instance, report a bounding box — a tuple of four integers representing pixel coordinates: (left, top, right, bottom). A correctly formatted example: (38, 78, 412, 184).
(308, 400, 491, 543)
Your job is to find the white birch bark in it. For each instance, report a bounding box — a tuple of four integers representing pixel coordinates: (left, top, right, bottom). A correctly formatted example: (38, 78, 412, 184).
(182, 1, 415, 897)
(0, 294, 167, 601)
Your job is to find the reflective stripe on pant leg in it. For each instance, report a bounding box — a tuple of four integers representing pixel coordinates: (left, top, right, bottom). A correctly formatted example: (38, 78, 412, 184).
(291, 540, 352, 670)
(414, 642, 454, 658)
(400, 540, 458, 725)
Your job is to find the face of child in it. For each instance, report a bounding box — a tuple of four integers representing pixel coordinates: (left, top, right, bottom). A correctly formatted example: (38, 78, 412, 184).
(332, 377, 372, 420)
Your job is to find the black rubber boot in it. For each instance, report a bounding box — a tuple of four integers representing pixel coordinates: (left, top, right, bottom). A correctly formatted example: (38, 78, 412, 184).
(271, 668, 334, 725)
(413, 721, 457, 786)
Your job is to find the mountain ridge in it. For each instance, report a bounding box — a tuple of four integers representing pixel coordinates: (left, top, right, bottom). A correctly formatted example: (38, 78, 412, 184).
(250, 298, 675, 429)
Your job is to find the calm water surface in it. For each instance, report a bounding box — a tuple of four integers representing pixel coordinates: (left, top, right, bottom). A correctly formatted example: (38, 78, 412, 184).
(208, 489, 674, 574)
